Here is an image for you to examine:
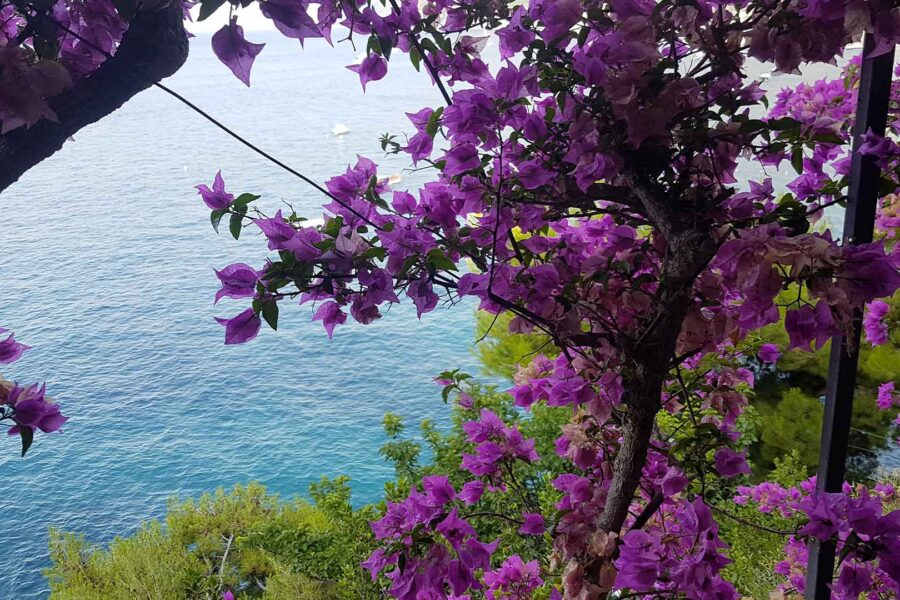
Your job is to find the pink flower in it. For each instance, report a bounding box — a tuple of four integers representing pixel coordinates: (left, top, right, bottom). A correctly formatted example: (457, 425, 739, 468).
(758, 343, 781, 364)
(877, 382, 896, 410)
(0, 332, 30, 364)
(347, 53, 387, 91)
(484, 555, 542, 599)
(195, 171, 234, 210)
(214, 307, 262, 345)
(312, 301, 347, 339)
(518, 512, 545, 536)
(212, 17, 265, 86)
(714, 447, 751, 478)
(864, 300, 891, 346)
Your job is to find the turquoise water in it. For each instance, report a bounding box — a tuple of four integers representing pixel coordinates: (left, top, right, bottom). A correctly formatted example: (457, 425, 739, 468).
(0, 33, 483, 597)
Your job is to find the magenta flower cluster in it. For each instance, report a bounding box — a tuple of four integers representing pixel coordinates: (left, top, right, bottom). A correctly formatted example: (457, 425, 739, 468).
(736, 479, 900, 598)
(0, 328, 67, 456)
(363, 475, 500, 599)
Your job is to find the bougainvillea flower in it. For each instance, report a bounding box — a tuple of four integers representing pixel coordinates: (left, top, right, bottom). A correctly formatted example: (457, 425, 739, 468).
(214, 263, 260, 304)
(258, 0, 321, 43)
(195, 171, 234, 210)
(0, 332, 29, 364)
(212, 17, 265, 87)
(758, 343, 781, 363)
(214, 308, 261, 345)
(714, 447, 751, 478)
(347, 53, 387, 91)
(6, 383, 67, 434)
(518, 512, 545, 536)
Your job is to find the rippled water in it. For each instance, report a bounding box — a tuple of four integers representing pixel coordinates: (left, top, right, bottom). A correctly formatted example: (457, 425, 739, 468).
(1, 33, 484, 597)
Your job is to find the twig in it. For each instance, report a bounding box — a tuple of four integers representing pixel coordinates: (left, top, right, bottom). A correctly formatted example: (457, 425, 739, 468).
(708, 503, 797, 536)
(629, 492, 665, 531)
(218, 533, 234, 584)
(387, 0, 453, 107)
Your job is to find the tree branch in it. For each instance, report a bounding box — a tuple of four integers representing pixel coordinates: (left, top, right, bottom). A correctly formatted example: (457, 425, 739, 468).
(0, 0, 189, 192)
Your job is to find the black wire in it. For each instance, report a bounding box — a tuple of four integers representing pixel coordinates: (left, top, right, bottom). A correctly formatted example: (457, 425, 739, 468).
(386, 0, 452, 107)
(26, 6, 380, 229)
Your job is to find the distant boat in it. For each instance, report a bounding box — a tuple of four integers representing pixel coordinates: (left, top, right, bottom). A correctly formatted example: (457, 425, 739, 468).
(387, 173, 403, 185)
(331, 123, 351, 136)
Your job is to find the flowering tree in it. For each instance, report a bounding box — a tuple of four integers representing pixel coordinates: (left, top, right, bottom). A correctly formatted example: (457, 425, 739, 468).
(5, 0, 900, 597)
(196, 1, 900, 596)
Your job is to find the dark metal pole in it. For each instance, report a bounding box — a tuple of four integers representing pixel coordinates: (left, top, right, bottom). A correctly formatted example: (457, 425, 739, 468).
(804, 35, 896, 600)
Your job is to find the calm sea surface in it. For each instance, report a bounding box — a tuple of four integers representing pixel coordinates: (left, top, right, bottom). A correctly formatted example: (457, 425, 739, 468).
(1, 33, 486, 597)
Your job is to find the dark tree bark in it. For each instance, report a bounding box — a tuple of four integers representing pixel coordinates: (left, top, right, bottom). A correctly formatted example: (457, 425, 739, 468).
(580, 173, 721, 591)
(597, 226, 719, 536)
(0, 0, 189, 192)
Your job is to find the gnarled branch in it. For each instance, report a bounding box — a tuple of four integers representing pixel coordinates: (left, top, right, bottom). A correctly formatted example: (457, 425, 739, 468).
(0, 1, 189, 192)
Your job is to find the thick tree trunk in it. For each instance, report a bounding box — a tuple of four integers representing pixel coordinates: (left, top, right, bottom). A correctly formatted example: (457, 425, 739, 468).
(588, 223, 720, 588)
(0, 0, 189, 192)
(597, 399, 657, 533)
(596, 280, 698, 535)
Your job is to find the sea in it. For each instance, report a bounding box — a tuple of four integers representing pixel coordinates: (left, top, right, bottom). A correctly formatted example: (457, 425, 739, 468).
(1, 32, 488, 597)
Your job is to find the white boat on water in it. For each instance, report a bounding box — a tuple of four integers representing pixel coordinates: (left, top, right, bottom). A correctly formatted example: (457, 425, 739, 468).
(331, 123, 351, 136)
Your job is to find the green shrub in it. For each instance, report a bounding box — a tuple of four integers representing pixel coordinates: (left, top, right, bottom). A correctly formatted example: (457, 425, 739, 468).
(45, 481, 379, 599)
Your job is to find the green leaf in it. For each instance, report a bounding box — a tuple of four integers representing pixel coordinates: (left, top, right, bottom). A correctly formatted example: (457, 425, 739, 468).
(437, 369, 458, 381)
(229, 213, 243, 240)
(813, 132, 845, 145)
(426, 107, 444, 138)
(364, 176, 390, 210)
(363, 246, 388, 261)
(20, 427, 34, 458)
(198, 0, 226, 20)
(366, 34, 380, 56)
(322, 216, 344, 237)
(33, 34, 59, 60)
(377, 35, 393, 60)
(233, 193, 260, 210)
(419, 37, 440, 56)
(739, 119, 766, 134)
(576, 25, 590, 47)
(409, 47, 422, 72)
(262, 300, 279, 331)
(398, 255, 420, 279)
(210, 209, 227, 233)
(426, 248, 457, 272)
(769, 116, 801, 131)
(791, 147, 804, 175)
